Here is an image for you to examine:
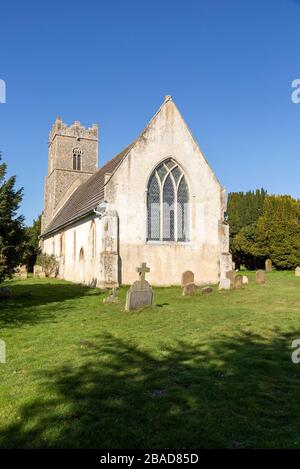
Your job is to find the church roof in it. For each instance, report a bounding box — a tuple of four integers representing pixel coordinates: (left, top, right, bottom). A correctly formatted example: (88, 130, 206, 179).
(41, 141, 135, 237)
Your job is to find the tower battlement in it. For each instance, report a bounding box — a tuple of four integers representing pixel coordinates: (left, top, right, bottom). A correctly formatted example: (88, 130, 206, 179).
(49, 118, 98, 144)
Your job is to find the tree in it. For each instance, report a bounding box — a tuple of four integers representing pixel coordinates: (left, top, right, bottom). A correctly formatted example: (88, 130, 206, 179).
(228, 192, 300, 270)
(23, 215, 41, 272)
(255, 195, 300, 269)
(0, 152, 25, 283)
(36, 253, 58, 278)
(227, 189, 267, 269)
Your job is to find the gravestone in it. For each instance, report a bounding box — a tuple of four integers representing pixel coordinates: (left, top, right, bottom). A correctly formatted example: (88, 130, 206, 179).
(256, 270, 266, 284)
(219, 278, 231, 290)
(103, 287, 119, 304)
(202, 286, 213, 295)
(265, 259, 272, 272)
(17, 265, 28, 279)
(181, 270, 194, 287)
(125, 262, 153, 311)
(182, 282, 198, 296)
(295, 267, 300, 277)
(242, 275, 249, 285)
(226, 270, 237, 287)
(33, 265, 45, 278)
(233, 275, 243, 289)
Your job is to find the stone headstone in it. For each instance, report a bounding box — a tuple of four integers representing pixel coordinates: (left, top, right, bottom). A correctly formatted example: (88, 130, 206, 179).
(256, 270, 266, 284)
(265, 259, 272, 272)
(233, 275, 243, 289)
(201, 286, 213, 295)
(33, 265, 45, 278)
(181, 270, 194, 287)
(295, 267, 300, 277)
(226, 270, 237, 287)
(219, 278, 231, 290)
(125, 262, 153, 311)
(17, 265, 28, 279)
(182, 282, 198, 296)
(103, 287, 119, 304)
(242, 275, 249, 285)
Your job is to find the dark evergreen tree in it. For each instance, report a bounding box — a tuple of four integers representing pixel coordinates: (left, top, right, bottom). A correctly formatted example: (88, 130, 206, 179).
(23, 215, 41, 272)
(256, 195, 300, 269)
(227, 189, 267, 269)
(0, 152, 25, 283)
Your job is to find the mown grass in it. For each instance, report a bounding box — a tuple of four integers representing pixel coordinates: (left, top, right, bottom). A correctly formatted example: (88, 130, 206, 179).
(1, 272, 300, 448)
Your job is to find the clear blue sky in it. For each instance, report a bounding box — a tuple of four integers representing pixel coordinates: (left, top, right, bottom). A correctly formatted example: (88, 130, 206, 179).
(1, 0, 300, 225)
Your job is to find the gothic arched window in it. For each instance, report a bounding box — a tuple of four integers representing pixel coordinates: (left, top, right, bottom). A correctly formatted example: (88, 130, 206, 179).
(147, 159, 190, 242)
(73, 148, 82, 171)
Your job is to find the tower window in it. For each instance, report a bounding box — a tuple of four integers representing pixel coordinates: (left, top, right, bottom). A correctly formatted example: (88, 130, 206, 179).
(73, 148, 83, 171)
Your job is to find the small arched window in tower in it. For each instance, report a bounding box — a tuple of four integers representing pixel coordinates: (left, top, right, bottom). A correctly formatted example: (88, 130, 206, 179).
(147, 159, 190, 242)
(90, 221, 96, 259)
(73, 148, 83, 171)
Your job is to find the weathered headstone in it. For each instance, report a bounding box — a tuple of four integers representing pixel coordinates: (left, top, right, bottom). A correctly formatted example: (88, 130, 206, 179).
(265, 259, 272, 272)
(295, 267, 300, 277)
(233, 275, 243, 289)
(242, 275, 249, 285)
(17, 265, 28, 279)
(103, 287, 119, 304)
(226, 270, 237, 287)
(182, 282, 198, 296)
(201, 286, 213, 295)
(219, 278, 231, 290)
(256, 270, 266, 284)
(33, 265, 45, 278)
(181, 270, 194, 287)
(125, 262, 153, 311)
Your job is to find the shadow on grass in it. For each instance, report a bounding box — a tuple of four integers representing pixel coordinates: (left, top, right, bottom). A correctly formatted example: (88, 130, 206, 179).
(1, 330, 300, 448)
(0, 282, 100, 328)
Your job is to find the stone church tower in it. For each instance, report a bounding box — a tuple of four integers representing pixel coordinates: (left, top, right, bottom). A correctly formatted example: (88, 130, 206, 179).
(42, 118, 98, 232)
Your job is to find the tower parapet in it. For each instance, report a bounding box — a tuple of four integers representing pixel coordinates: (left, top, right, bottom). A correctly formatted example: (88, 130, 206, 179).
(49, 118, 98, 144)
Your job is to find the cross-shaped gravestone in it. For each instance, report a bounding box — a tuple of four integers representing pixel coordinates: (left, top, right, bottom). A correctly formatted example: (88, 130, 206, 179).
(125, 262, 153, 311)
(136, 262, 150, 284)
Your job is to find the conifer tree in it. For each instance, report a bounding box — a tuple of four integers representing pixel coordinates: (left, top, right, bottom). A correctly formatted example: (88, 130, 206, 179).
(0, 152, 25, 283)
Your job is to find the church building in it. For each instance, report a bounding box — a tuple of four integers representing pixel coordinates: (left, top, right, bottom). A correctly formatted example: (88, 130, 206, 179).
(40, 96, 232, 287)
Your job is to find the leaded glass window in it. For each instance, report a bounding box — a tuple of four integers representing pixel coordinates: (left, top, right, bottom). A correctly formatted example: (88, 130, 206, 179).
(147, 172, 161, 240)
(147, 159, 190, 242)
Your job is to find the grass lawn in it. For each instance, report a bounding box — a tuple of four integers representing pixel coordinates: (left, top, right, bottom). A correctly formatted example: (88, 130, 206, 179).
(1, 271, 300, 448)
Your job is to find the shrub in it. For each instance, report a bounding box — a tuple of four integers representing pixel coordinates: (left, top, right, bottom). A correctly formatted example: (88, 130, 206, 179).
(36, 253, 58, 278)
